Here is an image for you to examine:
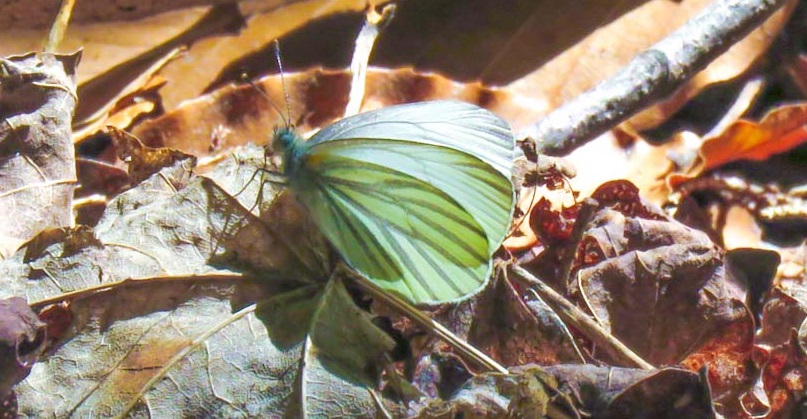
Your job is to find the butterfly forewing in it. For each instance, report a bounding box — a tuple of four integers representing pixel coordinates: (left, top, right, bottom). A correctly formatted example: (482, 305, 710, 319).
(307, 101, 514, 177)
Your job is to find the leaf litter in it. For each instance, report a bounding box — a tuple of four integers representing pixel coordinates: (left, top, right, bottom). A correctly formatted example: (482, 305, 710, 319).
(2, 1, 807, 418)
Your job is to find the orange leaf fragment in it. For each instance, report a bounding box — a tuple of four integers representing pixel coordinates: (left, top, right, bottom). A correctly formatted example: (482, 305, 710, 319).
(670, 103, 807, 188)
(700, 104, 807, 172)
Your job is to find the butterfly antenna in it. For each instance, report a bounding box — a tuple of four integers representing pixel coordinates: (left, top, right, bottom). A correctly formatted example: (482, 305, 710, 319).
(239, 71, 290, 128)
(273, 39, 293, 128)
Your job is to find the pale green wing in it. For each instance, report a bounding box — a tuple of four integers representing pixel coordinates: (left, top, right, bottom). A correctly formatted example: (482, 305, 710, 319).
(304, 100, 515, 253)
(290, 143, 494, 303)
(307, 139, 511, 255)
(289, 100, 515, 303)
(307, 100, 513, 177)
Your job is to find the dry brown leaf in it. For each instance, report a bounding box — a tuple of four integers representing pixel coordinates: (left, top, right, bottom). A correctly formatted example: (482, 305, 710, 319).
(73, 71, 169, 143)
(517, 180, 757, 402)
(576, 213, 748, 363)
(788, 55, 807, 96)
(0, 3, 251, 132)
(419, 365, 714, 418)
(722, 206, 764, 250)
(750, 288, 807, 417)
(108, 127, 197, 184)
(0, 7, 211, 83)
(702, 103, 807, 167)
(155, 0, 369, 111)
(668, 103, 807, 188)
(469, 276, 584, 367)
(562, 129, 702, 210)
(0, 297, 46, 399)
(679, 318, 755, 415)
(131, 67, 530, 158)
(0, 0, 239, 29)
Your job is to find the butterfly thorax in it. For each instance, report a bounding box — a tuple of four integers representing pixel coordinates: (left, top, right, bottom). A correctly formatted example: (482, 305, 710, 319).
(272, 126, 306, 176)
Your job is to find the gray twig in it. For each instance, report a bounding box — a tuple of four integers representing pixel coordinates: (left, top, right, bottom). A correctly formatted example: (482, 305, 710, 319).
(519, 0, 790, 157)
(511, 265, 655, 370)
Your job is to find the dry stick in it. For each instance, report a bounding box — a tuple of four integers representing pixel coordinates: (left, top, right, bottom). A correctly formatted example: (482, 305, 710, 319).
(510, 265, 655, 370)
(28, 273, 243, 310)
(520, 0, 791, 157)
(43, 0, 77, 52)
(344, 4, 397, 118)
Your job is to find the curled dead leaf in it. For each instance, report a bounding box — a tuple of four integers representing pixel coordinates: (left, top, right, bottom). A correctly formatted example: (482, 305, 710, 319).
(131, 67, 528, 158)
(108, 126, 197, 185)
(0, 297, 46, 399)
(671, 103, 807, 186)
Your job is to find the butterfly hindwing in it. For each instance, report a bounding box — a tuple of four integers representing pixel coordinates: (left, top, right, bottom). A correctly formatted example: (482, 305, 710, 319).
(292, 145, 492, 303)
(309, 139, 512, 254)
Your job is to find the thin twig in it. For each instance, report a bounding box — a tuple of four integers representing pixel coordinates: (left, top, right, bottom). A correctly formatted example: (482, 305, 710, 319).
(28, 273, 243, 310)
(339, 264, 508, 374)
(43, 0, 77, 53)
(520, 0, 790, 157)
(510, 265, 654, 370)
(344, 3, 397, 117)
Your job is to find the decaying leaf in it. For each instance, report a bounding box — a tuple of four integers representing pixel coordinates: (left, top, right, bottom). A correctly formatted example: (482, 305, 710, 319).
(469, 267, 585, 367)
(155, 0, 369, 111)
(672, 103, 807, 185)
(131, 67, 526, 160)
(0, 4, 241, 95)
(0, 134, 405, 415)
(72, 58, 171, 142)
(414, 364, 715, 418)
(413, 365, 576, 418)
(516, 180, 760, 404)
(748, 286, 807, 417)
(108, 126, 197, 184)
(0, 52, 80, 259)
(19, 288, 301, 417)
(35, 301, 74, 349)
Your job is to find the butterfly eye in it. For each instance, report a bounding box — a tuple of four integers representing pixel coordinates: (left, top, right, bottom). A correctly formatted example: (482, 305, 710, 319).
(272, 127, 298, 152)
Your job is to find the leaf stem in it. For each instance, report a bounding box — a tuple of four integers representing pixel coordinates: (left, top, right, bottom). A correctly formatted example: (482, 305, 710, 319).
(28, 273, 243, 310)
(510, 265, 655, 370)
(113, 304, 257, 418)
(43, 0, 77, 53)
(339, 264, 508, 374)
